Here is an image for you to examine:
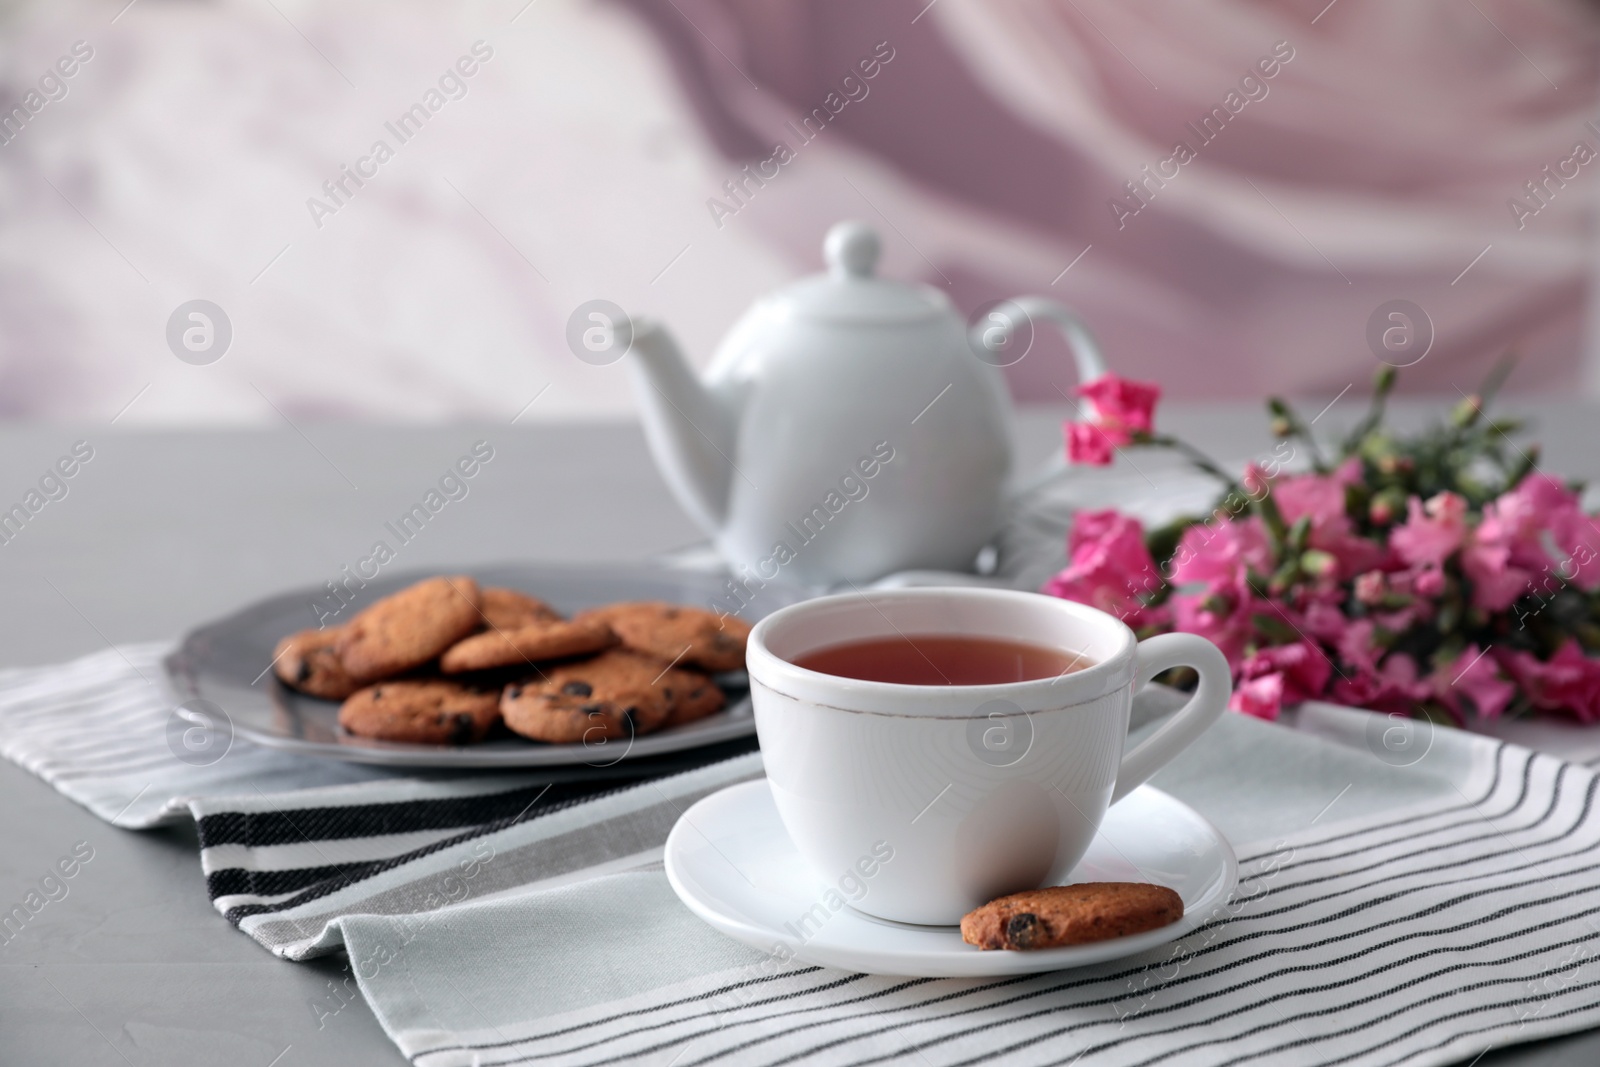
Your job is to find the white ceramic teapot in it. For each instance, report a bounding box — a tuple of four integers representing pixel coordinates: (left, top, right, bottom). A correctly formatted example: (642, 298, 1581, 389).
(627, 221, 1109, 587)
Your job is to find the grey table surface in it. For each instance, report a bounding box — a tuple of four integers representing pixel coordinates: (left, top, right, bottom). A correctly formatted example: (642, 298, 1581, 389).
(1, 400, 1597, 1066)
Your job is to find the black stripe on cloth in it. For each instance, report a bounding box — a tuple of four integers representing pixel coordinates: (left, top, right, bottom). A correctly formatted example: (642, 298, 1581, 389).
(224, 752, 764, 924)
(1240, 761, 1582, 906)
(1237, 745, 1535, 883)
(642, 877, 1600, 1067)
(220, 778, 633, 922)
(1391, 1001, 1600, 1067)
(197, 780, 612, 849)
(652, 816, 1600, 1067)
(459, 750, 1563, 1066)
(651, 978, 1068, 1067)
(208, 863, 378, 900)
(1011, 916, 1600, 1067)
(752, 878, 1600, 1067)
(1206, 774, 1599, 931)
(496, 974, 884, 1064)
(427, 975, 931, 1065)
(779, 923, 1600, 1067)
(1233, 741, 1509, 865)
(409, 967, 831, 1063)
(1200, 969, 1600, 1067)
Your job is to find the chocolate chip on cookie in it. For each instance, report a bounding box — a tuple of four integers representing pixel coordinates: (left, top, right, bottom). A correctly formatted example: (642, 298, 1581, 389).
(479, 587, 561, 631)
(338, 680, 501, 745)
(272, 628, 361, 701)
(961, 883, 1184, 951)
(336, 576, 482, 683)
(659, 668, 726, 728)
(575, 602, 751, 673)
(440, 617, 617, 674)
(499, 649, 675, 744)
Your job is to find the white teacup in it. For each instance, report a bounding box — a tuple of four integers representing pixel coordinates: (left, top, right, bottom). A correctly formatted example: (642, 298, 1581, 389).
(746, 587, 1231, 926)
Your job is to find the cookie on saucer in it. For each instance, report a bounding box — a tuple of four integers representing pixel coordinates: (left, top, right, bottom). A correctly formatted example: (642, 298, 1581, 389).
(576, 602, 750, 673)
(336, 576, 482, 682)
(961, 882, 1184, 950)
(479, 587, 561, 631)
(440, 617, 616, 674)
(339, 679, 501, 745)
(272, 627, 360, 700)
(499, 649, 677, 744)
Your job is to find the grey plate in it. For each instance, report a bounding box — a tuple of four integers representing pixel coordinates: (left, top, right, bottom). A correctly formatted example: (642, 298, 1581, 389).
(163, 562, 811, 768)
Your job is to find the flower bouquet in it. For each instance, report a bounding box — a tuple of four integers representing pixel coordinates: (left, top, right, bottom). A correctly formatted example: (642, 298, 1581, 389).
(1045, 363, 1600, 723)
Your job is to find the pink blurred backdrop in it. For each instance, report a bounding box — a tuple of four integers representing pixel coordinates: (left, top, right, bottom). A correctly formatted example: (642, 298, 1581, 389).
(1, 0, 1596, 421)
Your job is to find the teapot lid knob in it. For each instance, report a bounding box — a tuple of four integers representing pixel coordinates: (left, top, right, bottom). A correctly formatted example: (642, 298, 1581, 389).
(824, 221, 880, 279)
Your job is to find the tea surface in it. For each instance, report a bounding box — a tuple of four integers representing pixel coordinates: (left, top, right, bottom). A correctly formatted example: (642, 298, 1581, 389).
(792, 634, 1091, 686)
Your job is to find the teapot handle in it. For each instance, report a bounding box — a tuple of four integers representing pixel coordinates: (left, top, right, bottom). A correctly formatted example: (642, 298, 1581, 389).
(968, 296, 1108, 387)
(982, 298, 1112, 503)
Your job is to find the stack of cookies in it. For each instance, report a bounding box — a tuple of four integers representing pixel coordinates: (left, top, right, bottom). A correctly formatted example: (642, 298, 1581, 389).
(271, 575, 750, 746)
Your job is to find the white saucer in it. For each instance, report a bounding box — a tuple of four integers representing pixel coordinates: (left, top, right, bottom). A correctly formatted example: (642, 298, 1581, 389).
(664, 780, 1238, 977)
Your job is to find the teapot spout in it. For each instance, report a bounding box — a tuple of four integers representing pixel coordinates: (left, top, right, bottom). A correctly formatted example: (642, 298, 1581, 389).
(627, 318, 737, 536)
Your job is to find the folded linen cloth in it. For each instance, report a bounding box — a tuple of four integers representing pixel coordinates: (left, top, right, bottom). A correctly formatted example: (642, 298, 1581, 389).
(5, 646, 1600, 1067)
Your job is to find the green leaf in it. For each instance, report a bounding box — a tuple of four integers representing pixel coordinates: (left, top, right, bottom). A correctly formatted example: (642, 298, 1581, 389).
(1251, 612, 1301, 645)
(1287, 515, 1312, 554)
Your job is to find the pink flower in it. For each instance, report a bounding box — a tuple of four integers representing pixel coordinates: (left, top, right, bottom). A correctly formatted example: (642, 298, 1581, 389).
(1171, 569, 1257, 670)
(1330, 651, 1430, 715)
(1231, 673, 1285, 720)
(1372, 567, 1436, 631)
(1337, 618, 1381, 674)
(1496, 641, 1600, 723)
(1479, 474, 1578, 570)
(1078, 375, 1161, 436)
(1273, 469, 1383, 579)
(1167, 519, 1275, 669)
(1169, 517, 1274, 586)
(1410, 564, 1446, 599)
(1476, 474, 1600, 594)
(1561, 514, 1600, 592)
(1066, 422, 1115, 466)
(1459, 540, 1531, 612)
(1242, 463, 1272, 499)
(1354, 570, 1386, 605)
(1302, 595, 1350, 645)
(1238, 640, 1333, 706)
(1434, 644, 1516, 720)
(1390, 492, 1468, 568)
(1042, 509, 1166, 627)
(1273, 471, 1345, 530)
(1065, 374, 1162, 466)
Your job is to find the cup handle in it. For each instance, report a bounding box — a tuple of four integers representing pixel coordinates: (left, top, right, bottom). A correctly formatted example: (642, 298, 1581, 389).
(1111, 632, 1232, 804)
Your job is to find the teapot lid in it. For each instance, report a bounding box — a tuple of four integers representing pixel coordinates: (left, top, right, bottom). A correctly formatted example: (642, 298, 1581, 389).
(765, 221, 951, 324)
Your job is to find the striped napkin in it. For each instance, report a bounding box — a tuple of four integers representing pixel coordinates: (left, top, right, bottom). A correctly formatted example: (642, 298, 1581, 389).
(5, 646, 1600, 1067)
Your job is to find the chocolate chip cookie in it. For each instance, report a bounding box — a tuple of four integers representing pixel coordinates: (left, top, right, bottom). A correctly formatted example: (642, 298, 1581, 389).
(961, 883, 1184, 950)
(499, 649, 676, 744)
(439, 617, 617, 674)
(576, 602, 751, 673)
(338, 680, 501, 745)
(337, 576, 482, 683)
(272, 628, 361, 700)
(479, 587, 561, 631)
